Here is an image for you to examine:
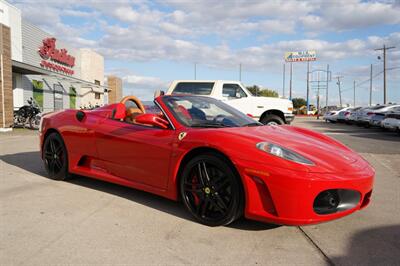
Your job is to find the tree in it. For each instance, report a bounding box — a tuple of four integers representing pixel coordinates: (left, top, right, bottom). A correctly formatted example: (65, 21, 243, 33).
(292, 98, 307, 109)
(246, 85, 279, 98)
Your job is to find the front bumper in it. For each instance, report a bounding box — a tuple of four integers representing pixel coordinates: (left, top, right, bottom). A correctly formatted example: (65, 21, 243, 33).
(284, 113, 295, 124)
(237, 160, 374, 225)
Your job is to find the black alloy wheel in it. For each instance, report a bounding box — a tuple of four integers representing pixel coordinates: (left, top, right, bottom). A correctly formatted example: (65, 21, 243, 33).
(43, 132, 69, 180)
(180, 153, 243, 226)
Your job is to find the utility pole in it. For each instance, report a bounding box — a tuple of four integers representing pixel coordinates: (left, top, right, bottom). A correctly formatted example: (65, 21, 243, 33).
(317, 71, 320, 119)
(239, 63, 242, 81)
(325, 64, 329, 108)
(194, 63, 197, 80)
(375, 44, 395, 104)
(306, 61, 310, 112)
(289, 62, 293, 100)
(282, 63, 286, 98)
(336, 76, 343, 108)
(369, 64, 373, 106)
(353, 80, 356, 107)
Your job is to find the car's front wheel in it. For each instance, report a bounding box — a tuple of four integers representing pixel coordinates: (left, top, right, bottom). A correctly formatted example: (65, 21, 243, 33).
(180, 153, 243, 226)
(43, 132, 69, 180)
(261, 114, 284, 126)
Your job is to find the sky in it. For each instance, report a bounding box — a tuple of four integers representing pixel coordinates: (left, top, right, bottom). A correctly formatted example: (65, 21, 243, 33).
(11, 0, 400, 106)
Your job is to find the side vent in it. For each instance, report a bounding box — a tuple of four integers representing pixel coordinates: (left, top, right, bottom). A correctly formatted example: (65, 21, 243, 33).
(76, 111, 86, 122)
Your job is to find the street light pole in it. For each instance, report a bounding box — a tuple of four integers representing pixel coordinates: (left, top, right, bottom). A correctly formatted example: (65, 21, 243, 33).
(239, 63, 242, 81)
(375, 44, 395, 104)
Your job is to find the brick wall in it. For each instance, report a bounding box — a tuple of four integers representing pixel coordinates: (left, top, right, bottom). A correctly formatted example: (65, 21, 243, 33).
(0, 24, 14, 128)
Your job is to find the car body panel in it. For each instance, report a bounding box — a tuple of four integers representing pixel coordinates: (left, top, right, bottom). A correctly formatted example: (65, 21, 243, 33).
(39, 96, 375, 225)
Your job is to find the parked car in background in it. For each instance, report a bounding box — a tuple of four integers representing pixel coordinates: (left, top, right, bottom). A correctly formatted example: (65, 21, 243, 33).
(166, 80, 294, 125)
(323, 110, 339, 123)
(381, 112, 400, 132)
(335, 107, 353, 123)
(347, 107, 363, 124)
(324, 107, 352, 123)
(369, 106, 400, 127)
(355, 105, 389, 126)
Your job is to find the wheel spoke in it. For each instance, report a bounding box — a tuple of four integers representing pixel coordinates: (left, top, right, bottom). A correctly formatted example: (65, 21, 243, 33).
(49, 158, 56, 173)
(55, 145, 63, 156)
(44, 151, 53, 160)
(215, 178, 230, 192)
(197, 163, 207, 186)
(214, 194, 228, 211)
(210, 199, 225, 214)
(54, 158, 63, 170)
(49, 139, 56, 153)
(183, 183, 202, 193)
(200, 198, 210, 218)
(202, 162, 211, 183)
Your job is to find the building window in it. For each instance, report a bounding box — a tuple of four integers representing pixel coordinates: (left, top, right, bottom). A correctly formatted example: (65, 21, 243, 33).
(95, 92, 101, 99)
(94, 80, 100, 85)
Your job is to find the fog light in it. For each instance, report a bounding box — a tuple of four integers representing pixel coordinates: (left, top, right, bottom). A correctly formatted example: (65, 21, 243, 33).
(313, 189, 361, 215)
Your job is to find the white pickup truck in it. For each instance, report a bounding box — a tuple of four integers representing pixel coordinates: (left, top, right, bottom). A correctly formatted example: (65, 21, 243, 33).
(165, 80, 294, 125)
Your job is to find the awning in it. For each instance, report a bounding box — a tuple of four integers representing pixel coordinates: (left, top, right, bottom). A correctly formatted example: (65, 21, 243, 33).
(12, 60, 110, 92)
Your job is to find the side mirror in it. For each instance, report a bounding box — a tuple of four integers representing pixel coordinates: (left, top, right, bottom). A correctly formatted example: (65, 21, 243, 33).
(135, 113, 169, 129)
(235, 92, 242, 98)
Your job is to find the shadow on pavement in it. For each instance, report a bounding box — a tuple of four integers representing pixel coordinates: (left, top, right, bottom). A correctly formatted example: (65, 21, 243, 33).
(332, 225, 400, 265)
(0, 151, 279, 231)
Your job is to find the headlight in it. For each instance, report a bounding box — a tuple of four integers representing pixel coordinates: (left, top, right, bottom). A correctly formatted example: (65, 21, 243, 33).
(256, 142, 314, 165)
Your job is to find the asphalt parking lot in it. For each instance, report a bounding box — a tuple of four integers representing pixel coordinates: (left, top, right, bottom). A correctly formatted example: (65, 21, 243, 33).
(1, 117, 399, 265)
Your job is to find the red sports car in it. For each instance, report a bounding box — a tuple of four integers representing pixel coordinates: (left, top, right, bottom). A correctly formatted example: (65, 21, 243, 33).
(39, 95, 374, 226)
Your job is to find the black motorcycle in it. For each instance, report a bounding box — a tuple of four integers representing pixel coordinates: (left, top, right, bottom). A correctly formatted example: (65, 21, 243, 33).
(13, 98, 42, 130)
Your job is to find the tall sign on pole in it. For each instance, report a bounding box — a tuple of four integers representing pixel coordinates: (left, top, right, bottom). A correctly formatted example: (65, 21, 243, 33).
(284, 50, 317, 110)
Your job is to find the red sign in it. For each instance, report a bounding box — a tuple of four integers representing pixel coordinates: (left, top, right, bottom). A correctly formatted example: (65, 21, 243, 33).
(38, 38, 75, 75)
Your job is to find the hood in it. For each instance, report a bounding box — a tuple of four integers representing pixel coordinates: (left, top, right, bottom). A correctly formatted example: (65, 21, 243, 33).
(204, 125, 369, 174)
(252, 96, 292, 106)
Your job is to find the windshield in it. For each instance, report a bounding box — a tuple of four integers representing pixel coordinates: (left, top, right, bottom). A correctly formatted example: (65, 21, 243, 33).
(162, 95, 261, 128)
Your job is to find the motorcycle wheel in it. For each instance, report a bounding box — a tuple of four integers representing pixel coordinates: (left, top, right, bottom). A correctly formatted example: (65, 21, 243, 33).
(29, 115, 41, 130)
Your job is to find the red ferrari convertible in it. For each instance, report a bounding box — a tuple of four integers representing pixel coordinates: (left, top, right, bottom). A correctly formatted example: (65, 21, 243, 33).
(39, 95, 374, 226)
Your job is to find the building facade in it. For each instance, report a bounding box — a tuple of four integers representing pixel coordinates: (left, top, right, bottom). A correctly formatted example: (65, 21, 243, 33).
(0, 0, 117, 130)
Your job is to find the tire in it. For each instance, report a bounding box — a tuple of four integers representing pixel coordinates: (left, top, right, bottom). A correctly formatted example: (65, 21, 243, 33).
(29, 115, 41, 130)
(261, 114, 284, 126)
(43, 132, 70, 180)
(179, 153, 243, 226)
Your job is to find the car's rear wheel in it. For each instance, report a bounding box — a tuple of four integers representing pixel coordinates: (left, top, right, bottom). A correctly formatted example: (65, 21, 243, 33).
(180, 153, 243, 226)
(261, 114, 284, 126)
(43, 132, 69, 180)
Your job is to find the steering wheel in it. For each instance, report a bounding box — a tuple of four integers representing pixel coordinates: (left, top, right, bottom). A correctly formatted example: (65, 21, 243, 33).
(120, 96, 146, 113)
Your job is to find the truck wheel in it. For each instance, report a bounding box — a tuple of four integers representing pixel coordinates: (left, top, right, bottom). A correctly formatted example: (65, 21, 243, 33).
(261, 115, 284, 126)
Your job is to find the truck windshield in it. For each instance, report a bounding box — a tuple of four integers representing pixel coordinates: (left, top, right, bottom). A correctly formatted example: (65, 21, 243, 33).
(162, 95, 261, 128)
(172, 82, 214, 95)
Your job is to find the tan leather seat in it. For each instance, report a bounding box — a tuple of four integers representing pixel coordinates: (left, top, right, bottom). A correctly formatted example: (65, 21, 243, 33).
(125, 107, 143, 123)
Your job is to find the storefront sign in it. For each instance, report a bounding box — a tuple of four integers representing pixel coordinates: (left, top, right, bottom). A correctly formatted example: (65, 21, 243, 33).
(38, 38, 75, 75)
(285, 50, 317, 62)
